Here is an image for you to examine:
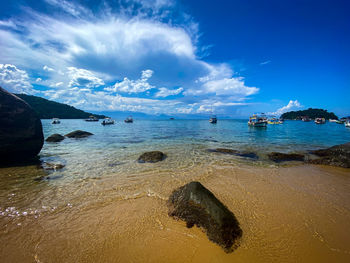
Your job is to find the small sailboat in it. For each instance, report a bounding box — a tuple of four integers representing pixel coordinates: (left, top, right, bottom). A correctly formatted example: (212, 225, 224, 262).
(101, 117, 115, 125)
(85, 115, 99, 122)
(248, 114, 267, 127)
(209, 114, 217, 124)
(315, 118, 326, 124)
(52, 118, 60, 124)
(124, 116, 133, 123)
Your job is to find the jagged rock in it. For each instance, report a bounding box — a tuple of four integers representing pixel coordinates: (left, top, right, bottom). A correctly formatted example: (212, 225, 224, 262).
(138, 151, 166, 163)
(268, 152, 305, 162)
(41, 162, 65, 171)
(46, 134, 64, 142)
(167, 181, 242, 253)
(65, 130, 93, 138)
(0, 87, 44, 164)
(309, 142, 350, 168)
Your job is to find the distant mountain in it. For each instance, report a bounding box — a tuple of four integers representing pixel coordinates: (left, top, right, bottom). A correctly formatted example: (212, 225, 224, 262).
(281, 108, 338, 120)
(15, 94, 107, 119)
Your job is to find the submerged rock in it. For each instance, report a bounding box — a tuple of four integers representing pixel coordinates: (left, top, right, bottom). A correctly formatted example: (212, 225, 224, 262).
(207, 148, 258, 159)
(41, 162, 65, 171)
(46, 134, 65, 142)
(167, 181, 242, 253)
(268, 152, 305, 162)
(65, 130, 93, 138)
(34, 174, 64, 181)
(0, 87, 44, 164)
(309, 142, 350, 168)
(138, 151, 166, 163)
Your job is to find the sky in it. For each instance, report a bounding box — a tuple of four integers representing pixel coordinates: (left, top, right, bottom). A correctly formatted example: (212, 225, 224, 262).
(0, 0, 349, 117)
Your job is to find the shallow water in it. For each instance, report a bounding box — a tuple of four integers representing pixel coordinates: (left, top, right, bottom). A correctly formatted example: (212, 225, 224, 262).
(1, 119, 350, 262)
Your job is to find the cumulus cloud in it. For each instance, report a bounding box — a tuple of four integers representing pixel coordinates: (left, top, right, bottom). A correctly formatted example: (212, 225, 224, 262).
(43, 65, 55, 72)
(155, 87, 183, 97)
(270, 100, 302, 116)
(67, 67, 104, 88)
(105, 69, 155, 93)
(0, 64, 33, 93)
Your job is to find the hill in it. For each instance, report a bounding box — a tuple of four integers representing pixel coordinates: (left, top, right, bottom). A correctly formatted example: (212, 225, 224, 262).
(15, 94, 106, 119)
(281, 108, 338, 120)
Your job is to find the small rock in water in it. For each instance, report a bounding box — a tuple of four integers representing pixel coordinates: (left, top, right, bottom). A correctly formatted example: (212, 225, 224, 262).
(309, 142, 350, 168)
(207, 148, 258, 160)
(41, 162, 65, 171)
(138, 151, 166, 163)
(268, 152, 305, 162)
(46, 134, 65, 142)
(167, 181, 242, 253)
(65, 130, 93, 138)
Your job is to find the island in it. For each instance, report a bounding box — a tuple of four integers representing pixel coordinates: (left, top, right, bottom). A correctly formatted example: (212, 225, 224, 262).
(281, 108, 338, 120)
(15, 94, 106, 119)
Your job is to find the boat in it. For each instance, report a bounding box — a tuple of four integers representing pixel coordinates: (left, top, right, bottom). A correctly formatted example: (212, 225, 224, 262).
(248, 114, 267, 127)
(85, 115, 99, 122)
(267, 116, 281, 124)
(315, 118, 326, 124)
(301, 116, 310, 122)
(345, 120, 350, 128)
(209, 115, 217, 124)
(329, 119, 338, 123)
(52, 118, 60, 124)
(101, 117, 115, 125)
(124, 116, 133, 123)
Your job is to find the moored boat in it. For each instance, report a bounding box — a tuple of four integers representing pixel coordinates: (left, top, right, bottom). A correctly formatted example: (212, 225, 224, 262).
(209, 115, 217, 124)
(101, 117, 115, 125)
(315, 118, 326, 124)
(85, 115, 99, 122)
(52, 118, 60, 124)
(268, 116, 281, 124)
(345, 120, 350, 128)
(301, 116, 310, 122)
(124, 116, 133, 123)
(248, 114, 267, 127)
(329, 119, 338, 123)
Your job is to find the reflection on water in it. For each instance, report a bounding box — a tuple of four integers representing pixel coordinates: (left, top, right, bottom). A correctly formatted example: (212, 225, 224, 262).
(1, 119, 350, 262)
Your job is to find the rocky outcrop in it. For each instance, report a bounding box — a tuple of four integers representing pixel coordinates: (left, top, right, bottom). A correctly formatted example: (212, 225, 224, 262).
(41, 162, 65, 171)
(268, 152, 305, 162)
(167, 181, 242, 253)
(0, 87, 44, 164)
(138, 151, 166, 163)
(46, 134, 65, 142)
(208, 148, 258, 159)
(65, 130, 93, 138)
(309, 142, 350, 168)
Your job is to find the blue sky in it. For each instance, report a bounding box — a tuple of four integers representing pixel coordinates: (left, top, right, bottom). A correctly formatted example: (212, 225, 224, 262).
(0, 0, 349, 117)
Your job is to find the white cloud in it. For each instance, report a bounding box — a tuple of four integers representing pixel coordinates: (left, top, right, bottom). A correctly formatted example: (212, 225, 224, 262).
(106, 69, 155, 93)
(0, 64, 33, 93)
(67, 67, 104, 88)
(36, 78, 42, 82)
(269, 100, 302, 116)
(260, 60, 271, 66)
(43, 65, 55, 72)
(155, 87, 183, 97)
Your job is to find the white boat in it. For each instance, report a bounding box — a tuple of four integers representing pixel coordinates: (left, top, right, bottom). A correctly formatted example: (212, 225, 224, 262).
(124, 116, 133, 123)
(101, 117, 115, 125)
(315, 118, 326, 124)
(329, 119, 338, 123)
(345, 120, 350, 128)
(248, 114, 267, 127)
(52, 118, 60, 124)
(209, 115, 217, 124)
(85, 115, 99, 122)
(302, 116, 311, 122)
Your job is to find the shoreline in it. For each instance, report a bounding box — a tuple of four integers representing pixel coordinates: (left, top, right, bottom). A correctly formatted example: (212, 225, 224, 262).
(1, 162, 350, 262)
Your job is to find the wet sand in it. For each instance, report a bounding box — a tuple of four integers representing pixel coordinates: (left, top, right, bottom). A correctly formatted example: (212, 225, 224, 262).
(1, 163, 350, 262)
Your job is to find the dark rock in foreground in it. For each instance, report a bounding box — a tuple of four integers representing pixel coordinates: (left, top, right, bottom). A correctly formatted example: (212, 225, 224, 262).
(208, 148, 258, 159)
(138, 151, 166, 163)
(167, 181, 242, 253)
(46, 134, 65, 142)
(309, 142, 350, 168)
(65, 130, 93, 138)
(268, 152, 305, 162)
(0, 87, 44, 164)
